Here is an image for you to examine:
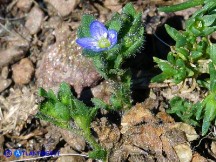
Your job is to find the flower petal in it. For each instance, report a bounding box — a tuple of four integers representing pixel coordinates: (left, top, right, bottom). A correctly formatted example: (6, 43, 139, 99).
(92, 47, 109, 52)
(76, 37, 98, 50)
(90, 21, 108, 40)
(107, 29, 118, 47)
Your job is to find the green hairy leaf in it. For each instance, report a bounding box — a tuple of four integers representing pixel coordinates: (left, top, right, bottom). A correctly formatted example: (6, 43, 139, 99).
(77, 14, 95, 38)
(37, 83, 106, 161)
(122, 2, 136, 17)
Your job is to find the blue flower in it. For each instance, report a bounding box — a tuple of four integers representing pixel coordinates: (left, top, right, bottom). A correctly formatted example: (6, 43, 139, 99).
(76, 20, 118, 52)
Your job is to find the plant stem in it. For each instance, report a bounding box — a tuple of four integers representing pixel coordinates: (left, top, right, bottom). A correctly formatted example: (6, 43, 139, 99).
(83, 128, 102, 150)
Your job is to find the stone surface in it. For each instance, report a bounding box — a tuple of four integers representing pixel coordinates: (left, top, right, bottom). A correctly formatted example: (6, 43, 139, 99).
(191, 153, 208, 162)
(1, 66, 9, 79)
(92, 117, 120, 149)
(91, 81, 113, 104)
(211, 141, 216, 156)
(174, 144, 192, 162)
(106, 100, 195, 162)
(12, 58, 34, 85)
(160, 135, 179, 161)
(16, 0, 33, 12)
(0, 77, 12, 92)
(104, 0, 122, 12)
(36, 23, 101, 96)
(164, 128, 187, 146)
(44, 126, 61, 151)
(172, 122, 199, 142)
(121, 99, 158, 133)
(129, 125, 163, 155)
(0, 48, 25, 68)
(156, 111, 175, 123)
(25, 6, 44, 35)
(60, 128, 86, 151)
(7, 26, 30, 51)
(45, 0, 79, 17)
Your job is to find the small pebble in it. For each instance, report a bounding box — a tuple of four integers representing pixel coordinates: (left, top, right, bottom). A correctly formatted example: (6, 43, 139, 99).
(12, 58, 35, 85)
(16, 0, 33, 12)
(0, 78, 12, 93)
(44, 0, 79, 17)
(1, 66, 9, 79)
(0, 48, 25, 68)
(25, 6, 44, 35)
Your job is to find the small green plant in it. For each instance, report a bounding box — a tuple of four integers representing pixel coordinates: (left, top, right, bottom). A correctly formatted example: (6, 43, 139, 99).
(37, 3, 144, 161)
(37, 82, 106, 160)
(76, 3, 144, 111)
(153, 0, 216, 135)
(167, 97, 203, 127)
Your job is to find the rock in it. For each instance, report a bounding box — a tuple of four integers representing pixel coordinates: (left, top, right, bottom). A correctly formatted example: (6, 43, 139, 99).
(7, 26, 30, 51)
(0, 47, 25, 68)
(172, 122, 199, 141)
(123, 124, 178, 162)
(191, 153, 208, 162)
(45, 0, 79, 17)
(107, 94, 197, 162)
(16, 0, 33, 12)
(91, 117, 120, 149)
(12, 58, 34, 85)
(164, 128, 187, 146)
(43, 16, 62, 29)
(104, 0, 122, 12)
(25, 6, 44, 35)
(174, 143, 192, 162)
(123, 145, 148, 156)
(0, 77, 11, 92)
(127, 125, 164, 156)
(160, 135, 179, 161)
(36, 23, 101, 96)
(156, 111, 175, 123)
(211, 141, 216, 156)
(1, 66, 9, 79)
(128, 154, 149, 162)
(44, 126, 61, 151)
(121, 99, 158, 133)
(115, 97, 195, 162)
(109, 149, 128, 162)
(91, 81, 113, 104)
(60, 128, 86, 151)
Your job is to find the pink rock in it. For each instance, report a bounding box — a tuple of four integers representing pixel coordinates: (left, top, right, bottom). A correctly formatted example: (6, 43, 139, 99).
(36, 23, 101, 96)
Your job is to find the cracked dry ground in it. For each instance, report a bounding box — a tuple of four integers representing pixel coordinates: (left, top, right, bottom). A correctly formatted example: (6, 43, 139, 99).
(0, 0, 216, 162)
